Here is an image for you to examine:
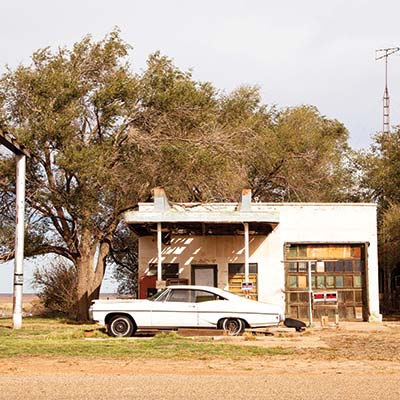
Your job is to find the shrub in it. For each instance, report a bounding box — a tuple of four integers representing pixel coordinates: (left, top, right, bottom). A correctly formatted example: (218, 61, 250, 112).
(32, 259, 77, 316)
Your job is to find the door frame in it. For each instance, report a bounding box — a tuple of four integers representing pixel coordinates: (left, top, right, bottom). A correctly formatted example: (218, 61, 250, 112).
(191, 264, 218, 287)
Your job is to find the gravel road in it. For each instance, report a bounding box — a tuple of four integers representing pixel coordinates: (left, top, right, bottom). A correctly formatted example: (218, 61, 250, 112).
(1, 322, 400, 399)
(1, 372, 399, 400)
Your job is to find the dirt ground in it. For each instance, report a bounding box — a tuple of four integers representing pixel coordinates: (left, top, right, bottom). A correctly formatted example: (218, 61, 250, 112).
(1, 321, 400, 375)
(1, 322, 400, 399)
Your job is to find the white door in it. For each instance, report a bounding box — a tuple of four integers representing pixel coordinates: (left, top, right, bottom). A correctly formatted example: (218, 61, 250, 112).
(192, 265, 217, 287)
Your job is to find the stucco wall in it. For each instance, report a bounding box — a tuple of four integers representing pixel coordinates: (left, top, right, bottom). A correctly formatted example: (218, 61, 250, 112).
(137, 203, 380, 320)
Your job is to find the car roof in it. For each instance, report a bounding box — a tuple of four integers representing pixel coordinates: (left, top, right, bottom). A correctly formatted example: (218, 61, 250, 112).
(166, 285, 223, 291)
(165, 285, 238, 300)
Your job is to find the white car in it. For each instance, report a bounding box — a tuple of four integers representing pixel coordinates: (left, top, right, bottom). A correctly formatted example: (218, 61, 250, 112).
(89, 285, 285, 337)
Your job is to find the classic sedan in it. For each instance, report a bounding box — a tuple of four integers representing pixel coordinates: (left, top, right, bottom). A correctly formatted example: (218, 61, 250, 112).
(89, 285, 285, 337)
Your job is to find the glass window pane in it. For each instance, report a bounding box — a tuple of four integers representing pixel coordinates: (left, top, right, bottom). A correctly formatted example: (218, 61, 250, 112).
(326, 276, 335, 288)
(286, 245, 297, 258)
(167, 289, 191, 302)
(311, 275, 316, 289)
(229, 263, 258, 274)
(345, 260, 353, 272)
(194, 290, 218, 302)
(354, 276, 362, 288)
(354, 260, 363, 272)
(326, 261, 335, 272)
(289, 276, 297, 288)
(149, 263, 179, 279)
(249, 263, 258, 274)
(317, 276, 325, 288)
(310, 262, 316, 272)
(298, 262, 307, 272)
(336, 276, 344, 288)
(228, 264, 243, 274)
(336, 261, 344, 272)
(289, 262, 297, 272)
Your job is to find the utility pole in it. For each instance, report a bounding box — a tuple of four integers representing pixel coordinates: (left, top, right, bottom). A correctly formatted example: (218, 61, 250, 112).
(375, 47, 400, 135)
(0, 128, 30, 329)
(375, 47, 399, 314)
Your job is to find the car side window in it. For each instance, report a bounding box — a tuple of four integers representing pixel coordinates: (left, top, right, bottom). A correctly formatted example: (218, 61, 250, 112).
(166, 289, 191, 303)
(194, 290, 225, 303)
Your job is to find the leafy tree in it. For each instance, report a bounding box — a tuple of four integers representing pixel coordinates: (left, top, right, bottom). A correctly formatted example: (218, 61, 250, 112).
(244, 104, 353, 202)
(357, 130, 400, 311)
(0, 31, 147, 320)
(0, 33, 356, 319)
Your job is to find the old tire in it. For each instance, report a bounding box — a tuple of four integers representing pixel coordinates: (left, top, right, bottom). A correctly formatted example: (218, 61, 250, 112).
(222, 318, 245, 336)
(108, 315, 136, 337)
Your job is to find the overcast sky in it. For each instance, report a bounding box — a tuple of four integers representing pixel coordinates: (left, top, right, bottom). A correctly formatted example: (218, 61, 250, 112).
(1, 0, 400, 291)
(1, 0, 400, 149)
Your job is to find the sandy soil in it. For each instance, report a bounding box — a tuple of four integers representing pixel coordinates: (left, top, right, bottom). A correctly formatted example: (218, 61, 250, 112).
(1, 322, 400, 399)
(1, 321, 399, 376)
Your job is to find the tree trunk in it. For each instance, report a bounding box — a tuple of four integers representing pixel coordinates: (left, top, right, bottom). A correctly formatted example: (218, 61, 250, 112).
(75, 236, 110, 321)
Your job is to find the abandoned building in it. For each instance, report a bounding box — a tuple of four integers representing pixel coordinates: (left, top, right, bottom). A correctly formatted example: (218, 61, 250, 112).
(124, 188, 381, 322)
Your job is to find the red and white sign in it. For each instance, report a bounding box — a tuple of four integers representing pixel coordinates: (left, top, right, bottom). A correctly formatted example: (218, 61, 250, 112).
(313, 292, 337, 303)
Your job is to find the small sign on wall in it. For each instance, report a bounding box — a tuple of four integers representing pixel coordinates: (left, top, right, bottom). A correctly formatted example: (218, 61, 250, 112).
(241, 282, 253, 291)
(313, 291, 337, 303)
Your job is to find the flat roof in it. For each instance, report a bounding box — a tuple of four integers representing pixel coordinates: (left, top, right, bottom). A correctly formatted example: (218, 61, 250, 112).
(124, 209, 280, 224)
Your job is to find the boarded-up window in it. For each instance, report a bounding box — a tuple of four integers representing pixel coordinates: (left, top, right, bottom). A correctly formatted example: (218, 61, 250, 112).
(284, 243, 366, 321)
(228, 263, 258, 300)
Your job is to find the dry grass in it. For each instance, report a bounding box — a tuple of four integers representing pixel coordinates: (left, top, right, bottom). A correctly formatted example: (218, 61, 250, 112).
(0, 317, 290, 360)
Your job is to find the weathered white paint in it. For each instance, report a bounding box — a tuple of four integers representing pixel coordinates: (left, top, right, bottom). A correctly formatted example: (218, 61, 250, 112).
(157, 222, 162, 282)
(12, 153, 26, 329)
(244, 222, 249, 283)
(130, 193, 380, 321)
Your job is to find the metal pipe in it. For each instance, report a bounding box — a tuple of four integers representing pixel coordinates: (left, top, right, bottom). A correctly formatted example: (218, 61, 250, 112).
(308, 261, 313, 326)
(157, 222, 162, 282)
(12, 154, 26, 329)
(244, 222, 249, 282)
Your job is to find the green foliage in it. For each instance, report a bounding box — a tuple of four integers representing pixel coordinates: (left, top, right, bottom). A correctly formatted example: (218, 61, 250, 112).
(247, 105, 352, 202)
(0, 30, 355, 319)
(380, 203, 400, 267)
(357, 130, 400, 310)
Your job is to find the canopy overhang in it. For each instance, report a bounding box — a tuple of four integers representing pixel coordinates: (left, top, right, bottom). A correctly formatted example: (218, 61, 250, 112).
(124, 189, 279, 237)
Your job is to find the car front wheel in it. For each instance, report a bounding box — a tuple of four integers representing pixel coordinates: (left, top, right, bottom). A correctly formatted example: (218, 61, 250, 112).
(222, 318, 245, 336)
(108, 315, 136, 337)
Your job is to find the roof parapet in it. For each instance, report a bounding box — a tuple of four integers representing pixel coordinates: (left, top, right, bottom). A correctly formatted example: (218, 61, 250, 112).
(153, 187, 171, 212)
(238, 188, 252, 211)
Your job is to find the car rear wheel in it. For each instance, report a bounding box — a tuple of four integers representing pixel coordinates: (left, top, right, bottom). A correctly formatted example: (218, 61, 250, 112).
(222, 318, 245, 336)
(108, 315, 136, 337)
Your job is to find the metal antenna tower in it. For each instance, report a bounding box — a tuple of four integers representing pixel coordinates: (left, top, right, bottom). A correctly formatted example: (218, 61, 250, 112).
(376, 47, 400, 134)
